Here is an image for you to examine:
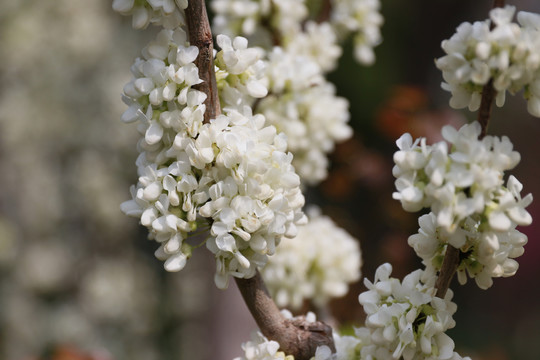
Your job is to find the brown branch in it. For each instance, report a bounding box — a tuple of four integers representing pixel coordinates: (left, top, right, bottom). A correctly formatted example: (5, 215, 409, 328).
(185, 0, 221, 122)
(235, 272, 335, 360)
(316, 0, 333, 24)
(477, 79, 495, 138)
(435, 246, 460, 298)
(435, 0, 505, 298)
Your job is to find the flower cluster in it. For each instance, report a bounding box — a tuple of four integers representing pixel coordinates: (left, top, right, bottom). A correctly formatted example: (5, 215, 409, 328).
(210, 0, 383, 69)
(120, 29, 306, 289)
(409, 203, 528, 290)
(393, 121, 532, 289)
(436, 5, 540, 117)
(112, 0, 187, 29)
(357, 264, 459, 360)
(234, 331, 291, 360)
(214, 34, 268, 110)
(212, 0, 307, 47)
(211, 0, 383, 185)
(330, 0, 384, 65)
(258, 49, 352, 185)
(261, 208, 361, 309)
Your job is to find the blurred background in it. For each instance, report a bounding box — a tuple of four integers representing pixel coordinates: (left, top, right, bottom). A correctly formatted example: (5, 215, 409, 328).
(0, 1, 539, 359)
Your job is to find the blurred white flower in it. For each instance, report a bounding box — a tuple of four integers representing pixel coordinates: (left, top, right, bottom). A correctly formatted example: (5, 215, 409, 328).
(234, 331, 288, 360)
(330, 0, 384, 65)
(436, 5, 540, 117)
(261, 208, 361, 309)
(112, 0, 186, 29)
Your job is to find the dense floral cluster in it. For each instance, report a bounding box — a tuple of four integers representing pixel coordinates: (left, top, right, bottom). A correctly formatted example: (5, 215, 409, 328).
(210, 0, 357, 185)
(112, 0, 187, 29)
(330, 0, 384, 65)
(211, 0, 383, 68)
(436, 5, 540, 117)
(393, 121, 532, 289)
(357, 264, 460, 360)
(120, 28, 306, 289)
(261, 209, 361, 309)
(258, 49, 352, 185)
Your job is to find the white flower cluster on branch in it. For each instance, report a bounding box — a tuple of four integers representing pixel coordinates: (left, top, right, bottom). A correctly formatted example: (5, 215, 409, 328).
(261, 208, 361, 309)
(210, 0, 381, 184)
(436, 5, 540, 117)
(393, 121, 532, 289)
(119, 23, 306, 289)
(258, 49, 352, 185)
(357, 264, 461, 360)
(393, 122, 532, 289)
(330, 0, 384, 65)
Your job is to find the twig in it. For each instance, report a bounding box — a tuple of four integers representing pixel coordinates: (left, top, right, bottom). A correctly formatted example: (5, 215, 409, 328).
(434, 246, 460, 298)
(235, 272, 335, 360)
(185, 0, 221, 122)
(316, 0, 333, 24)
(477, 79, 495, 139)
(434, 0, 505, 298)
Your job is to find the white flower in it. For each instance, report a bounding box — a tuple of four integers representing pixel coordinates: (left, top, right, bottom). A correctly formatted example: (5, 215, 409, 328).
(409, 208, 530, 290)
(211, 0, 307, 47)
(358, 264, 457, 360)
(393, 121, 528, 232)
(330, 0, 384, 65)
(285, 21, 342, 72)
(112, 0, 186, 29)
(261, 208, 361, 309)
(258, 48, 352, 185)
(215, 35, 268, 110)
(121, 31, 306, 289)
(234, 331, 287, 360)
(436, 5, 540, 117)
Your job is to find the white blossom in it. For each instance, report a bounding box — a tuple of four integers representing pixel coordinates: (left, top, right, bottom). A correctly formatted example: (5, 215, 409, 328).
(436, 5, 540, 117)
(357, 264, 458, 360)
(392, 122, 528, 232)
(261, 208, 361, 309)
(121, 31, 306, 289)
(234, 331, 289, 360)
(330, 0, 384, 65)
(259, 48, 352, 185)
(285, 21, 342, 72)
(394, 122, 532, 289)
(409, 207, 529, 290)
(211, 0, 383, 68)
(211, 0, 307, 47)
(112, 0, 186, 29)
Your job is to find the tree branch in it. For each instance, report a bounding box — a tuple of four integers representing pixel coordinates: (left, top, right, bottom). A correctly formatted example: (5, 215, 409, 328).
(235, 272, 335, 360)
(435, 0, 505, 298)
(477, 79, 495, 139)
(316, 0, 333, 24)
(435, 245, 460, 298)
(185, 0, 221, 122)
